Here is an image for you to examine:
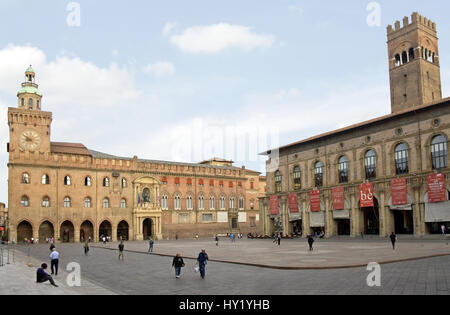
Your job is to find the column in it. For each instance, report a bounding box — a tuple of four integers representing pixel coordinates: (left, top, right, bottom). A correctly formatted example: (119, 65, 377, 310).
(350, 190, 359, 237)
(74, 227, 80, 243)
(379, 189, 387, 237)
(112, 225, 118, 242)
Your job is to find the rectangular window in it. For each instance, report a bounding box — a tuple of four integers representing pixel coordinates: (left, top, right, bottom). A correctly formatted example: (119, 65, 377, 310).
(250, 217, 256, 227)
(202, 214, 213, 222)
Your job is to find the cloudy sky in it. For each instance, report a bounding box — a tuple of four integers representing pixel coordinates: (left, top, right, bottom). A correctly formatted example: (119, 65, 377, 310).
(0, 0, 449, 206)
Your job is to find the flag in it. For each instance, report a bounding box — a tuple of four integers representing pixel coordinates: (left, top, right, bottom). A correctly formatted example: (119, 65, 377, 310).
(137, 193, 141, 205)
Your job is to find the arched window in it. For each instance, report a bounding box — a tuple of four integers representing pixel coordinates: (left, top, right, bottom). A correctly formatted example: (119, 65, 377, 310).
(239, 196, 244, 210)
(209, 196, 215, 210)
(120, 198, 127, 208)
(338, 156, 349, 183)
(42, 196, 50, 207)
(402, 51, 408, 64)
(365, 150, 377, 180)
(314, 162, 323, 187)
(63, 197, 71, 208)
(36, 100, 40, 109)
(220, 196, 225, 210)
(103, 198, 110, 208)
(230, 197, 235, 210)
(161, 195, 168, 210)
(395, 143, 409, 175)
(198, 196, 204, 210)
(174, 194, 181, 210)
(21, 196, 29, 207)
(103, 177, 109, 187)
(187, 195, 193, 210)
(431, 135, 448, 170)
(293, 166, 301, 190)
(64, 176, 71, 186)
(85, 176, 91, 186)
(41, 174, 50, 185)
(84, 197, 91, 208)
(28, 98, 33, 110)
(395, 54, 401, 67)
(408, 48, 415, 61)
(22, 173, 30, 184)
(121, 178, 127, 188)
(21, 98, 24, 107)
(274, 170, 282, 193)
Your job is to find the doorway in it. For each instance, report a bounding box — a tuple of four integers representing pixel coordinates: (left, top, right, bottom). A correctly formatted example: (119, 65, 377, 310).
(337, 219, 351, 235)
(394, 211, 413, 234)
(361, 197, 380, 235)
(143, 218, 152, 240)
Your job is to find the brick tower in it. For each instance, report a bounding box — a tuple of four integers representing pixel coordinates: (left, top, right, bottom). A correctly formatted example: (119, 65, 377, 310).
(387, 12, 442, 113)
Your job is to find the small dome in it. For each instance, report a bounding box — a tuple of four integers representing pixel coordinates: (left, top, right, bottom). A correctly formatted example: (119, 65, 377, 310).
(25, 65, 35, 74)
(17, 85, 42, 97)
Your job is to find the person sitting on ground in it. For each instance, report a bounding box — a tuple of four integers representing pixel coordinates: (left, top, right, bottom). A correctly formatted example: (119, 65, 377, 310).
(36, 263, 58, 287)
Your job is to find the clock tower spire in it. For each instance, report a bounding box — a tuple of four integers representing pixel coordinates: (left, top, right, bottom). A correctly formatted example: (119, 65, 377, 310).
(8, 66, 52, 154)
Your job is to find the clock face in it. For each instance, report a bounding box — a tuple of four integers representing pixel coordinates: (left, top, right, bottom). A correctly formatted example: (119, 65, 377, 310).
(19, 130, 41, 151)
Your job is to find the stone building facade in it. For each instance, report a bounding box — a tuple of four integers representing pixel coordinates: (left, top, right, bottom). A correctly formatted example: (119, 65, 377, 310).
(7, 68, 265, 243)
(260, 13, 450, 238)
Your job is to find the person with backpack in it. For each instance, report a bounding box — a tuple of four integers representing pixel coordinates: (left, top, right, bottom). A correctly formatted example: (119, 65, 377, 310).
(197, 249, 209, 279)
(172, 253, 185, 278)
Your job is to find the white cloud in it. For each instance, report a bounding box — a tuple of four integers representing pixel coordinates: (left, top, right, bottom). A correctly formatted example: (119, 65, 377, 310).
(142, 61, 175, 77)
(162, 22, 177, 36)
(170, 23, 275, 54)
(0, 44, 141, 109)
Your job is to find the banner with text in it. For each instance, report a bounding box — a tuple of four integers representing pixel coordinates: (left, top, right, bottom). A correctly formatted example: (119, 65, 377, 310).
(270, 195, 279, 215)
(288, 193, 299, 213)
(309, 190, 321, 212)
(359, 183, 374, 208)
(391, 178, 407, 205)
(332, 186, 345, 210)
(427, 173, 447, 203)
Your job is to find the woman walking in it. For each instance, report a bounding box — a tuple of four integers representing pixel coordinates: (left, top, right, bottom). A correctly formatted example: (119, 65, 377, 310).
(172, 253, 185, 278)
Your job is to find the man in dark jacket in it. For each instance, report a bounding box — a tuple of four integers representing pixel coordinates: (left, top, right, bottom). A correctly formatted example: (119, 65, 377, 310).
(172, 253, 185, 278)
(197, 249, 209, 279)
(36, 263, 58, 287)
(307, 235, 314, 251)
(390, 232, 397, 250)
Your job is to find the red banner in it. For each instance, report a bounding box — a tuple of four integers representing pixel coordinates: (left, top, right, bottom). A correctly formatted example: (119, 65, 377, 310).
(427, 173, 447, 203)
(310, 190, 321, 212)
(332, 186, 345, 210)
(391, 178, 407, 205)
(359, 183, 374, 208)
(288, 193, 299, 213)
(270, 195, 279, 215)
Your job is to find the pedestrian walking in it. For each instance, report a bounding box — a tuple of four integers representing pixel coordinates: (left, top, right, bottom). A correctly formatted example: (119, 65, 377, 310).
(172, 253, 185, 278)
(36, 263, 58, 287)
(49, 243, 55, 252)
(195, 233, 199, 241)
(49, 248, 59, 275)
(197, 249, 209, 279)
(277, 233, 281, 246)
(307, 235, 314, 251)
(215, 235, 219, 246)
(148, 238, 154, 253)
(118, 241, 125, 260)
(442, 225, 446, 235)
(390, 232, 397, 250)
(84, 240, 89, 256)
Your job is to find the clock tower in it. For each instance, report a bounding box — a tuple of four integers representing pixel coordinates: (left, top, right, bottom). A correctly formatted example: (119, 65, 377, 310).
(8, 66, 52, 155)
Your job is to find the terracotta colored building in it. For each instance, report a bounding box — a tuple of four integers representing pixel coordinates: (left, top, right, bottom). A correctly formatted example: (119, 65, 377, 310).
(260, 13, 450, 238)
(7, 67, 265, 243)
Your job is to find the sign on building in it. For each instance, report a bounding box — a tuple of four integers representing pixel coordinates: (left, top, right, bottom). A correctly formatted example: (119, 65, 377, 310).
(309, 190, 321, 212)
(391, 178, 407, 205)
(332, 186, 345, 210)
(288, 193, 299, 213)
(270, 195, 279, 215)
(427, 173, 447, 203)
(359, 183, 374, 207)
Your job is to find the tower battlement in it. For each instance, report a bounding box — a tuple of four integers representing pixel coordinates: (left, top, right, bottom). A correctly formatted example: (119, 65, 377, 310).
(387, 12, 436, 36)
